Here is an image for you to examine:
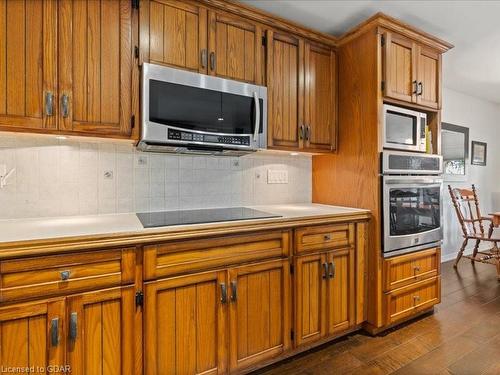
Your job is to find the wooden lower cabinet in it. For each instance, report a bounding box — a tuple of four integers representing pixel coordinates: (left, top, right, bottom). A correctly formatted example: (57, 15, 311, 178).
(67, 286, 135, 375)
(228, 259, 291, 372)
(294, 248, 355, 347)
(144, 270, 227, 375)
(0, 299, 65, 371)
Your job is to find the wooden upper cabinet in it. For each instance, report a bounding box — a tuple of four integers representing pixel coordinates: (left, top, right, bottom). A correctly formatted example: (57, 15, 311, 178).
(304, 42, 337, 152)
(383, 31, 442, 109)
(0, 0, 57, 131)
(0, 299, 65, 371)
(383, 31, 417, 103)
(144, 270, 228, 375)
(58, 0, 133, 136)
(208, 10, 262, 84)
(327, 249, 355, 335)
(147, 0, 207, 73)
(67, 286, 135, 375)
(294, 253, 327, 346)
(267, 30, 304, 150)
(228, 259, 291, 372)
(417, 46, 441, 109)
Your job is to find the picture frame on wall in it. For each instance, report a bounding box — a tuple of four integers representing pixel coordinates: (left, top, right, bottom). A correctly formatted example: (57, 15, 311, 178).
(471, 141, 487, 166)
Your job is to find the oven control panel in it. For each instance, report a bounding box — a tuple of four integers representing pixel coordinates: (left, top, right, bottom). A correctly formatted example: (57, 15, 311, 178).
(168, 129, 251, 146)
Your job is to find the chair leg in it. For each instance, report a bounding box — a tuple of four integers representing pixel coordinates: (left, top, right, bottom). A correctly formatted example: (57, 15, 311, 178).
(454, 238, 468, 268)
(471, 239, 481, 263)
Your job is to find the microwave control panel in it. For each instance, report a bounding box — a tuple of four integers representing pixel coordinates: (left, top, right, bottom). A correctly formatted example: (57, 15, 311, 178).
(168, 129, 251, 146)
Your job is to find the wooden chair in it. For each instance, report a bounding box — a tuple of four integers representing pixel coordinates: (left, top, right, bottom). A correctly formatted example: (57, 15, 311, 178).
(448, 185, 500, 278)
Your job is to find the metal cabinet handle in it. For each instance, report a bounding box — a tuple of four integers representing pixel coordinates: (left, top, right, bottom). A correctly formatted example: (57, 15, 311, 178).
(51, 318, 59, 347)
(209, 52, 216, 71)
(230, 281, 237, 302)
(61, 94, 69, 118)
(60, 270, 71, 281)
(329, 261, 335, 279)
(412, 80, 418, 94)
(305, 125, 310, 141)
(299, 125, 305, 140)
(417, 82, 423, 96)
(220, 283, 227, 304)
(45, 92, 54, 116)
(324, 234, 331, 241)
(322, 262, 328, 279)
(413, 295, 421, 303)
(201, 49, 208, 69)
(414, 265, 421, 272)
(69, 312, 78, 340)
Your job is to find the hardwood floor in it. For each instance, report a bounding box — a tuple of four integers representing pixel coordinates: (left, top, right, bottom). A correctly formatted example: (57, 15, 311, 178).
(254, 260, 500, 374)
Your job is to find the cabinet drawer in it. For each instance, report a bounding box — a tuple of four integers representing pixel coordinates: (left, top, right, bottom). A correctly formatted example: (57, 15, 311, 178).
(143, 230, 290, 280)
(384, 276, 440, 325)
(383, 248, 440, 291)
(0, 249, 135, 303)
(294, 224, 354, 254)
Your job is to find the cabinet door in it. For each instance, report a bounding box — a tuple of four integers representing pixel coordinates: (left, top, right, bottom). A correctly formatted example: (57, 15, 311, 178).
(144, 271, 227, 375)
(327, 249, 355, 335)
(67, 286, 135, 375)
(208, 11, 262, 84)
(267, 30, 304, 150)
(0, 0, 57, 131)
(416, 46, 441, 109)
(228, 259, 291, 372)
(383, 32, 417, 103)
(58, 0, 133, 136)
(146, 0, 207, 73)
(294, 253, 327, 347)
(304, 42, 336, 151)
(0, 299, 65, 370)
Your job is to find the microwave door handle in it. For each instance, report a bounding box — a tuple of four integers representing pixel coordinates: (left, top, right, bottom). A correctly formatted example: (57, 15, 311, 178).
(253, 92, 260, 144)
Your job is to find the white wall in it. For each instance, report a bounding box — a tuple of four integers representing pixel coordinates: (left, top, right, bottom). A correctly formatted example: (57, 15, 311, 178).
(441, 87, 500, 261)
(0, 133, 311, 220)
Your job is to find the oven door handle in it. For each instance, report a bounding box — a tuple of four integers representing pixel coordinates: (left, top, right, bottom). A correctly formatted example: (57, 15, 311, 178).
(253, 92, 260, 144)
(384, 179, 442, 185)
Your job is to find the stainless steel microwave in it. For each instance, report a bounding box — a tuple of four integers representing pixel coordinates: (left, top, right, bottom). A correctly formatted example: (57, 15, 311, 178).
(382, 104, 427, 153)
(138, 63, 267, 156)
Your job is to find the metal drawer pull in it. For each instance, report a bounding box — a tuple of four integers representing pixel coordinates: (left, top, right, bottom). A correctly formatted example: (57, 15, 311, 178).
(220, 283, 227, 304)
(324, 234, 331, 241)
(413, 295, 421, 303)
(322, 262, 328, 279)
(414, 266, 421, 272)
(45, 92, 54, 116)
(230, 281, 237, 302)
(60, 270, 71, 281)
(61, 94, 69, 118)
(51, 318, 59, 347)
(70, 312, 78, 340)
(329, 261, 335, 279)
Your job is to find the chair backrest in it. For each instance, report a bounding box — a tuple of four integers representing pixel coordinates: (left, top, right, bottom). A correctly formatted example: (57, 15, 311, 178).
(448, 184, 485, 237)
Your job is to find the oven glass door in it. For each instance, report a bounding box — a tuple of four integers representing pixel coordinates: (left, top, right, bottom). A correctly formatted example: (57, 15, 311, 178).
(149, 79, 263, 135)
(383, 177, 443, 256)
(385, 110, 418, 147)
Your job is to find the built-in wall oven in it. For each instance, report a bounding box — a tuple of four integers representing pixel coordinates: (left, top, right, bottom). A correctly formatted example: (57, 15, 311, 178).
(139, 63, 267, 155)
(382, 151, 443, 257)
(383, 104, 427, 152)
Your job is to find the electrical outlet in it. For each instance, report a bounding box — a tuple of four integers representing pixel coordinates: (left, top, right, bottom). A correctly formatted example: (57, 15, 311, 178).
(267, 169, 288, 184)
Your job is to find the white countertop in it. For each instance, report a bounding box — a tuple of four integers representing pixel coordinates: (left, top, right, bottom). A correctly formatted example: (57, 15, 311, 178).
(0, 203, 369, 244)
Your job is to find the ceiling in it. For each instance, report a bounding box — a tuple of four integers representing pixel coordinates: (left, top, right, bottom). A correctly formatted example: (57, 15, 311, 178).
(242, 0, 500, 104)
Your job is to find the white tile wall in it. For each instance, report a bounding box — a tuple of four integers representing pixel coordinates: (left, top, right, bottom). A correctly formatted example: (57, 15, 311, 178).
(0, 133, 312, 219)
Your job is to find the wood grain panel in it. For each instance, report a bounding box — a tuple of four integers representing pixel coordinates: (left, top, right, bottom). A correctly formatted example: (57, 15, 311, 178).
(67, 286, 134, 375)
(0, 0, 56, 131)
(304, 42, 336, 151)
(294, 253, 326, 347)
(58, 0, 133, 136)
(327, 249, 354, 334)
(144, 270, 226, 375)
(266, 30, 304, 150)
(229, 259, 291, 372)
(417, 45, 441, 109)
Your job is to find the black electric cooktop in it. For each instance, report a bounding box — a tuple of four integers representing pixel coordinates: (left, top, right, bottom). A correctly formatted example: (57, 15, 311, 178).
(137, 207, 281, 228)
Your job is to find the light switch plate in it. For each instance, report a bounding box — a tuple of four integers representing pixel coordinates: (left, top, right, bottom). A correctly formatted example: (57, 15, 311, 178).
(267, 169, 288, 184)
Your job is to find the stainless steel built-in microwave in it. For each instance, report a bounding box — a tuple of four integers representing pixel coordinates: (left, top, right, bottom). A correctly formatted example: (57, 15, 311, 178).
(138, 63, 267, 156)
(383, 104, 427, 153)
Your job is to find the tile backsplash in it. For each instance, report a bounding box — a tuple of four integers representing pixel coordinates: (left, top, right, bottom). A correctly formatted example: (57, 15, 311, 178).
(0, 133, 312, 220)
